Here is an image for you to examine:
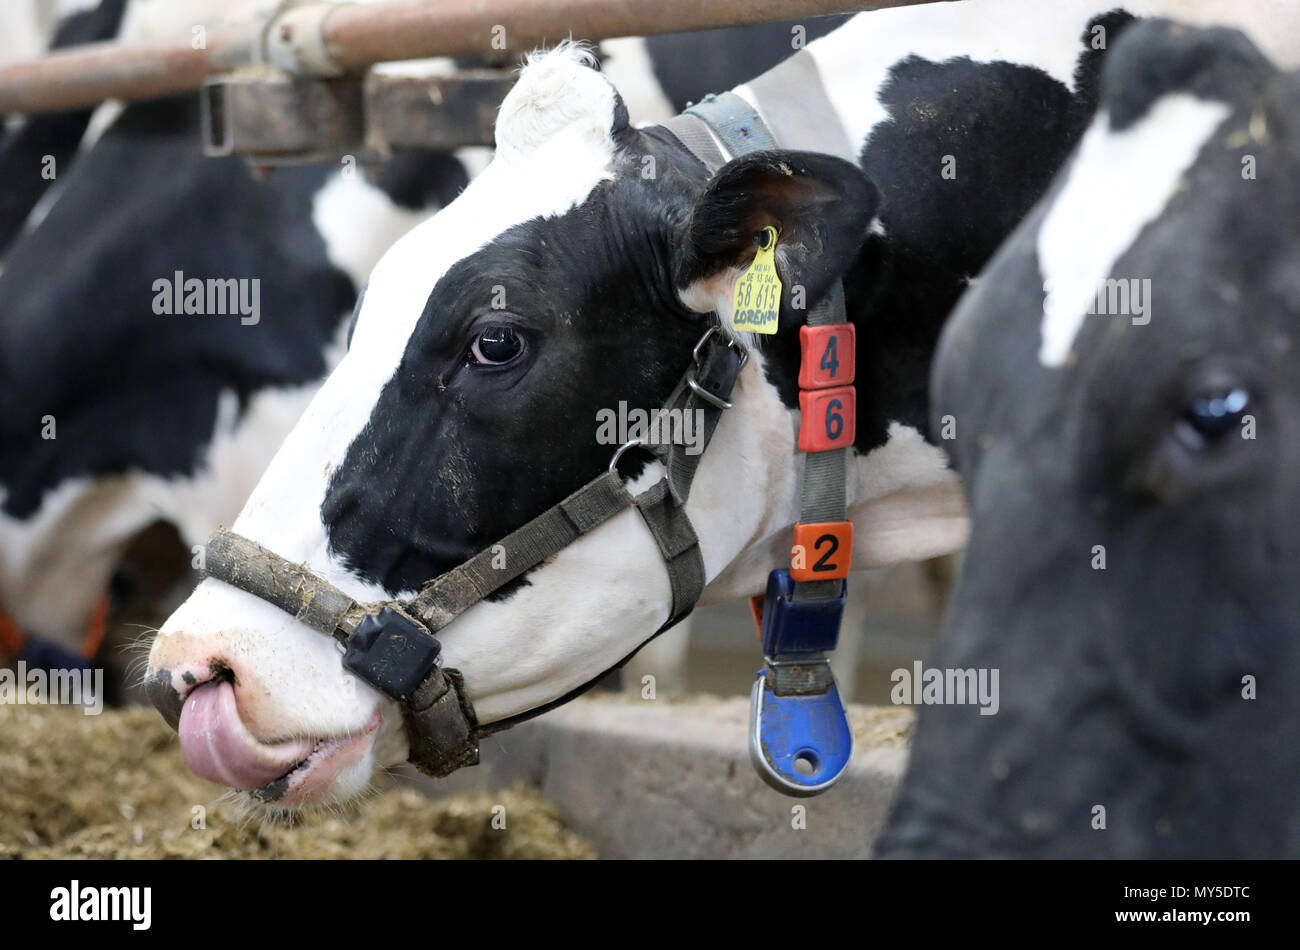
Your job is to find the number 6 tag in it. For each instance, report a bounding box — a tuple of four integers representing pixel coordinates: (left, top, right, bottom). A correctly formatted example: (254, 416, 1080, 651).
(797, 386, 856, 452)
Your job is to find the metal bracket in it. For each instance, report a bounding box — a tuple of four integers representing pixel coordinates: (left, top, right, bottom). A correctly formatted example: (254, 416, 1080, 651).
(261, 1, 345, 77)
(200, 69, 514, 167)
(201, 73, 365, 163)
(363, 70, 515, 154)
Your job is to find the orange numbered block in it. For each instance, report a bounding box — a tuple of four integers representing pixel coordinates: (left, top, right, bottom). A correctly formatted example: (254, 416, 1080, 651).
(799, 323, 856, 390)
(791, 521, 854, 581)
(798, 385, 856, 452)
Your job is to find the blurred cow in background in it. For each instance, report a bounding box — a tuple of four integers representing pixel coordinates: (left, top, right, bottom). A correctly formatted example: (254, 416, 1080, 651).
(880, 19, 1300, 857)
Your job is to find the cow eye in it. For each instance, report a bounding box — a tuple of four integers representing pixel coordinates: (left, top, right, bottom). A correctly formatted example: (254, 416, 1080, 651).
(468, 325, 524, 366)
(1176, 387, 1250, 449)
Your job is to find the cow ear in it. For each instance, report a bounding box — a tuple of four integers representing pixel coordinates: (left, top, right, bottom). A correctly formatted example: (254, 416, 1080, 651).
(674, 150, 879, 327)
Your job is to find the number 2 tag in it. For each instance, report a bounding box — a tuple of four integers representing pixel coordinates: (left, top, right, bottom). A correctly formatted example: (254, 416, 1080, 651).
(732, 226, 782, 335)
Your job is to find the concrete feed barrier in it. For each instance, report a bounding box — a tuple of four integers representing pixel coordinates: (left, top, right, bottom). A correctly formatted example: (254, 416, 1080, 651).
(417, 696, 911, 858)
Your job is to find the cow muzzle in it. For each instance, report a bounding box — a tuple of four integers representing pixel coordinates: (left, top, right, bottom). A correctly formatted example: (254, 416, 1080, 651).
(186, 532, 487, 780)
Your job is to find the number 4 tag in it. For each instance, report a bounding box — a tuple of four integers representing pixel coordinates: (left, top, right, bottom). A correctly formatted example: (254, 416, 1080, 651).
(798, 323, 856, 390)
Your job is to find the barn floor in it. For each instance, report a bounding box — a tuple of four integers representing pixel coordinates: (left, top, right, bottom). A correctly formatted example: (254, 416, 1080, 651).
(0, 704, 595, 859)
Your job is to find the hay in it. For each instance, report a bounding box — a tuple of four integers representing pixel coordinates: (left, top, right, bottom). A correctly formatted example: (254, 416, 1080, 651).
(0, 704, 595, 859)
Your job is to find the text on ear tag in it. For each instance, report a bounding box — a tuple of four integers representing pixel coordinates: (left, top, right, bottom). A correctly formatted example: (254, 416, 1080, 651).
(732, 226, 782, 335)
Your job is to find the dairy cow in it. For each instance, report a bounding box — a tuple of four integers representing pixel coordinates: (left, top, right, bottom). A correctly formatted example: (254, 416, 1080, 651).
(878, 19, 1300, 858)
(0, 0, 837, 668)
(145, 0, 1300, 808)
(0, 0, 388, 666)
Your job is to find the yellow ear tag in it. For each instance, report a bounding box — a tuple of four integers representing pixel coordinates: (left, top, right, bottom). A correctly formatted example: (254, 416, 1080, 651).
(731, 226, 782, 334)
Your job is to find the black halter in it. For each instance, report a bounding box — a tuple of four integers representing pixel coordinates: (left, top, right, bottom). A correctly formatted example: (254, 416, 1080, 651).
(201, 325, 746, 779)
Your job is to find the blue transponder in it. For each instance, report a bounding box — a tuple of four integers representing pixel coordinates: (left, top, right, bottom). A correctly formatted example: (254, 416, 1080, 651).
(759, 569, 847, 657)
(749, 569, 854, 796)
(752, 676, 854, 794)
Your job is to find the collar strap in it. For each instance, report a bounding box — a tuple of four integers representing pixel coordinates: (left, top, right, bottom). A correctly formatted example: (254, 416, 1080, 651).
(669, 87, 858, 796)
(665, 91, 777, 173)
(200, 327, 746, 780)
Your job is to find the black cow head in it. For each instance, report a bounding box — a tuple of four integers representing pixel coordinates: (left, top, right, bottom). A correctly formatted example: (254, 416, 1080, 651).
(880, 21, 1300, 858)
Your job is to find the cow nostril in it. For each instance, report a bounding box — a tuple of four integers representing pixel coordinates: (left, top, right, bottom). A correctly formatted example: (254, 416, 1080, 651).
(146, 668, 184, 731)
(147, 661, 235, 732)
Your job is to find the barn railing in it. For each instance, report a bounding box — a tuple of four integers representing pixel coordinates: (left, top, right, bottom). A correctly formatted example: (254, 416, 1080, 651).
(0, 0, 946, 115)
(0, 0, 949, 166)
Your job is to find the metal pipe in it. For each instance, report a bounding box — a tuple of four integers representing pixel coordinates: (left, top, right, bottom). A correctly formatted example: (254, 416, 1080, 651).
(0, 27, 250, 115)
(0, 0, 945, 116)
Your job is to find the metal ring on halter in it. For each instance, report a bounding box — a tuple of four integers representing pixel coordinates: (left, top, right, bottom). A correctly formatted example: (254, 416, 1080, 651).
(686, 372, 734, 409)
(608, 438, 649, 473)
(693, 325, 750, 369)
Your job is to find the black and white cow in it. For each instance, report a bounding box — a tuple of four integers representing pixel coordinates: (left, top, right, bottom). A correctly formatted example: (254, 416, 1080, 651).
(878, 19, 1300, 859)
(0, 0, 130, 259)
(0, 0, 836, 666)
(145, 0, 1299, 807)
(0, 0, 384, 662)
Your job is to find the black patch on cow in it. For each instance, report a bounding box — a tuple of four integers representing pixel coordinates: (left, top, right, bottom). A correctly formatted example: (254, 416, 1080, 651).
(374, 149, 472, 211)
(144, 668, 182, 730)
(0, 0, 128, 257)
(322, 129, 711, 593)
(1103, 19, 1273, 130)
(643, 15, 852, 112)
(0, 96, 356, 518)
(748, 25, 1134, 454)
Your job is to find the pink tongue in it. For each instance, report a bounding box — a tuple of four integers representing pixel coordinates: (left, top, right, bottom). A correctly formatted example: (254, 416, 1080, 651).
(178, 681, 316, 790)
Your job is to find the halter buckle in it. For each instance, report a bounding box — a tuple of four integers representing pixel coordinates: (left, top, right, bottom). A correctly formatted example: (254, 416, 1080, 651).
(686, 373, 734, 409)
(693, 324, 750, 370)
(687, 326, 749, 410)
(343, 606, 442, 702)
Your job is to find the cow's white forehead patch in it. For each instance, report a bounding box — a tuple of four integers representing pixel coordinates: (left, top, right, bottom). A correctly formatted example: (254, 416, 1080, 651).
(228, 46, 620, 594)
(1037, 93, 1230, 367)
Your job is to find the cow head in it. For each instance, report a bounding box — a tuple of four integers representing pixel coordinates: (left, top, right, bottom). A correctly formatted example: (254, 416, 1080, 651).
(879, 21, 1300, 857)
(146, 46, 900, 807)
